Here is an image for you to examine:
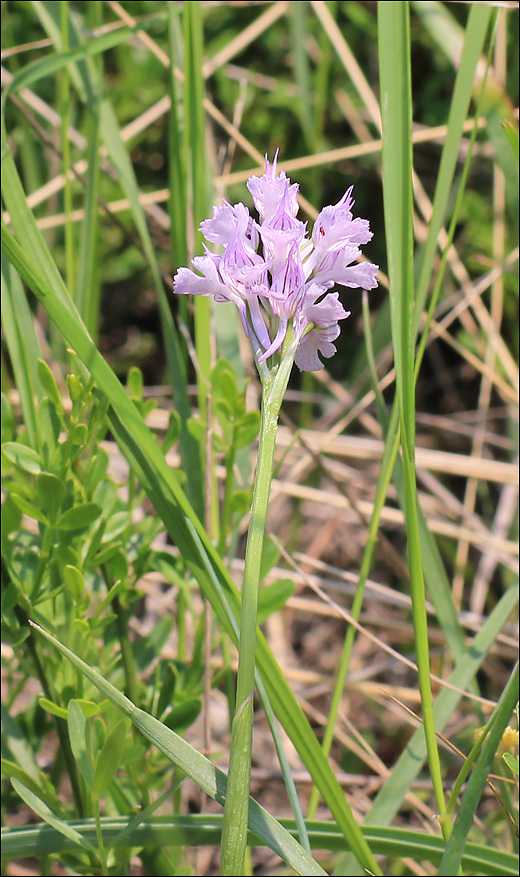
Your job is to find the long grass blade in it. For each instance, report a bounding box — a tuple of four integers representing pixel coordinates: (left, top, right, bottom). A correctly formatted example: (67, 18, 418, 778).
(2, 817, 518, 874)
(439, 662, 519, 875)
(29, 621, 328, 877)
(1, 257, 41, 449)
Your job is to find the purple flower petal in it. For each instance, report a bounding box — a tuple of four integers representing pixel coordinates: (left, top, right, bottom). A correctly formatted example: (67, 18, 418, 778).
(247, 150, 299, 224)
(294, 323, 342, 372)
(173, 151, 378, 375)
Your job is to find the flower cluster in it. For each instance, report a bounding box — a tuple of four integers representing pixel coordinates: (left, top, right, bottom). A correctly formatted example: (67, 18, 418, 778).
(173, 152, 378, 372)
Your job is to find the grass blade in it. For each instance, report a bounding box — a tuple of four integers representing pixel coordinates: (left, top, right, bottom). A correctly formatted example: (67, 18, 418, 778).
(3, 816, 518, 874)
(29, 621, 327, 877)
(378, 0, 447, 829)
(439, 661, 520, 875)
(1, 256, 41, 449)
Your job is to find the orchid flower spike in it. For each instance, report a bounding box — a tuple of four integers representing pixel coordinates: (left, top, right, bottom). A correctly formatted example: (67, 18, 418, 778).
(173, 150, 378, 372)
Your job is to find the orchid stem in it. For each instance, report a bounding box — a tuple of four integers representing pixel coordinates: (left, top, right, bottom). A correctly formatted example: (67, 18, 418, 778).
(220, 333, 296, 876)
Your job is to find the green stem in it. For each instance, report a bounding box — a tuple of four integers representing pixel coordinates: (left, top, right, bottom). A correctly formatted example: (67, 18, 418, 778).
(220, 334, 297, 876)
(60, 0, 74, 300)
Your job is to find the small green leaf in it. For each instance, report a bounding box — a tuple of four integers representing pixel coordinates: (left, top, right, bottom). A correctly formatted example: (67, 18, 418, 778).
(141, 398, 156, 419)
(93, 719, 127, 797)
(187, 417, 206, 445)
(67, 700, 94, 789)
(162, 410, 181, 453)
(234, 410, 260, 449)
(2, 442, 41, 474)
(258, 579, 296, 625)
(156, 662, 178, 718)
(38, 697, 68, 719)
(102, 511, 130, 541)
(93, 542, 123, 566)
(214, 399, 233, 440)
(70, 422, 88, 446)
(57, 502, 102, 531)
(10, 494, 49, 525)
(162, 698, 202, 734)
(212, 433, 228, 454)
(217, 369, 239, 408)
(229, 490, 252, 520)
(36, 473, 65, 524)
(503, 752, 519, 776)
(127, 366, 144, 401)
(85, 448, 109, 492)
(75, 699, 110, 718)
(63, 565, 85, 603)
(104, 549, 128, 583)
(1, 493, 22, 537)
(37, 359, 63, 415)
(66, 373, 83, 403)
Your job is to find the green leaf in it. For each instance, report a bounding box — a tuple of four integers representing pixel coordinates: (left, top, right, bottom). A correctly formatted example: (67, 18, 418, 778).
(67, 700, 94, 789)
(11, 778, 97, 854)
(10, 494, 49, 525)
(502, 119, 519, 162)
(63, 565, 85, 604)
(1, 255, 40, 448)
(37, 359, 63, 417)
(127, 366, 144, 402)
(258, 579, 295, 625)
(57, 502, 102, 531)
(213, 363, 238, 410)
(102, 511, 130, 542)
(93, 720, 127, 797)
(229, 490, 252, 521)
(162, 699, 202, 734)
(66, 373, 83, 403)
(1, 760, 60, 812)
(37, 397, 62, 460)
(162, 410, 182, 453)
(234, 410, 260, 450)
(38, 697, 68, 720)
(503, 752, 519, 776)
(156, 662, 178, 719)
(2, 442, 41, 474)
(0, 705, 41, 783)
(70, 422, 88, 446)
(187, 417, 205, 445)
(36, 473, 65, 524)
